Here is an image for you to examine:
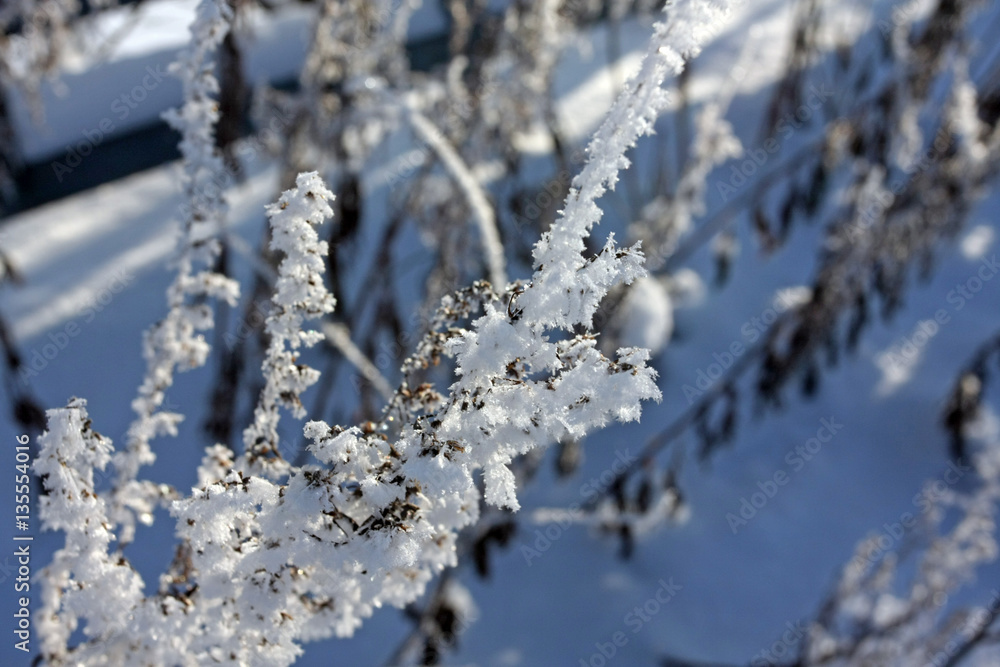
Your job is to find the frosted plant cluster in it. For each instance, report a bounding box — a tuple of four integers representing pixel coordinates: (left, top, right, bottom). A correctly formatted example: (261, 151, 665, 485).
(26, 0, 751, 663)
(25, 0, 1000, 663)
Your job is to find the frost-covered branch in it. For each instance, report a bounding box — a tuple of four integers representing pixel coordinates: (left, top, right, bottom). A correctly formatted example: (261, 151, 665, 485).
(110, 0, 238, 545)
(797, 435, 1000, 665)
(30, 1, 765, 663)
(518, 0, 735, 329)
(222, 230, 394, 406)
(34, 399, 143, 662)
(240, 172, 336, 476)
(405, 103, 507, 291)
(321, 321, 395, 402)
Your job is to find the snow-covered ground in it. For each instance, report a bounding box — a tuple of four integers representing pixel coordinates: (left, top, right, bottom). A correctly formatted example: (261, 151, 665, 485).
(4, 0, 1000, 665)
(5, 0, 454, 163)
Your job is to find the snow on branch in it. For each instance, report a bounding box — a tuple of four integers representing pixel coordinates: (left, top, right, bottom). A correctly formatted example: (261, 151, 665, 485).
(29, 1, 744, 663)
(111, 0, 239, 545)
(34, 399, 143, 663)
(240, 171, 337, 476)
(321, 320, 395, 402)
(222, 229, 396, 404)
(519, 0, 734, 330)
(404, 102, 508, 291)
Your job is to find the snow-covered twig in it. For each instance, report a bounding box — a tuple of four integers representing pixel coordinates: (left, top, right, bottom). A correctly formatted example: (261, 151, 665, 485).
(404, 102, 508, 291)
(517, 0, 735, 330)
(240, 172, 337, 476)
(34, 399, 143, 662)
(110, 0, 238, 545)
(225, 230, 395, 407)
(321, 321, 395, 402)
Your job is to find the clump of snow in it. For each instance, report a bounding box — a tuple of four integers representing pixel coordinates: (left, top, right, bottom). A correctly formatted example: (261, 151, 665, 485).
(711, 228, 740, 265)
(960, 224, 996, 260)
(874, 319, 940, 396)
(667, 267, 707, 307)
(773, 286, 813, 311)
(616, 276, 674, 354)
